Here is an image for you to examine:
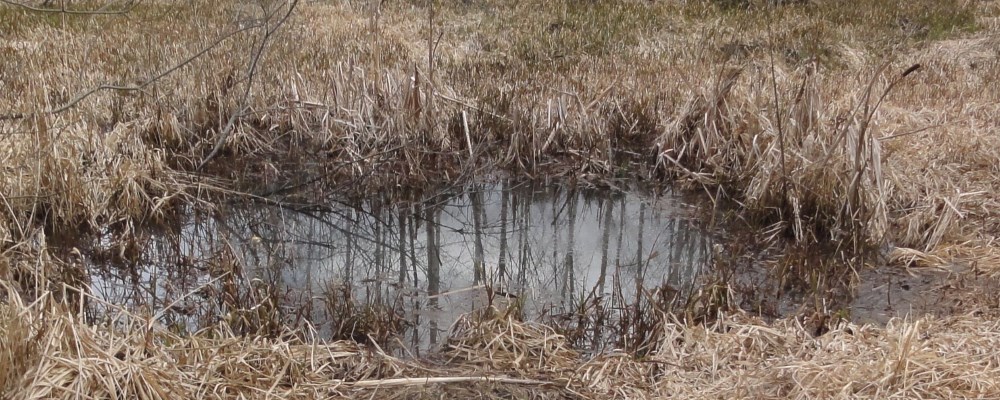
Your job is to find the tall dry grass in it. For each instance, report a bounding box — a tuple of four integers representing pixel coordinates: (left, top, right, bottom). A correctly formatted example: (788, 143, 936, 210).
(0, 0, 995, 250)
(1, 0, 1000, 397)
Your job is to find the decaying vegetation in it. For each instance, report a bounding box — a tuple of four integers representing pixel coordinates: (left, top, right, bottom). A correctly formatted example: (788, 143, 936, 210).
(5, 290, 1000, 398)
(2, 0, 1000, 397)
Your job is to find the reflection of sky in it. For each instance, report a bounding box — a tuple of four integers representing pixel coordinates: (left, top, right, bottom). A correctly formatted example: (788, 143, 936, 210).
(87, 183, 714, 346)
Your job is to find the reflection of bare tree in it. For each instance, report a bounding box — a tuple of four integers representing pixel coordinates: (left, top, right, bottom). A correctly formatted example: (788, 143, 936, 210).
(552, 186, 561, 286)
(613, 195, 626, 307)
(498, 180, 510, 281)
(671, 219, 684, 282)
(510, 188, 519, 285)
(373, 205, 384, 298)
(695, 232, 708, 282)
(426, 202, 441, 346)
(408, 204, 421, 353)
(636, 202, 645, 286)
(93, 181, 718, 352)
(685, 219, 697, 281)
(409, 205, 419, 286)
(398, 207, 408, 285)
(517, 189, 531, 287)
(426, 204, 441, 297)
(471, 186, 486, 283)
(593, 196, 615, 351)
(598, 198, 613, 295)
(562, 185, 577, 301)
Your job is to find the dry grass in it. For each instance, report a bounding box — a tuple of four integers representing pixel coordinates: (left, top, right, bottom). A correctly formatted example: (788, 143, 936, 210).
(322, 281, 408, 347)
(653, 312, 1000, 398)
(0, 0, 996, 249)
(3, 285, 1000, 399)
(2, 0, 1000, 397)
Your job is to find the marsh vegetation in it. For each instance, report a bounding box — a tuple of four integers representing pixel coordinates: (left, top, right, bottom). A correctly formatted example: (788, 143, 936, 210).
(1, 0, 1000, 398)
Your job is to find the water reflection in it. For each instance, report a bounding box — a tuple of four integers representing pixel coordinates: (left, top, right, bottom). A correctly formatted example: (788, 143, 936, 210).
(87, 181, 715, 351)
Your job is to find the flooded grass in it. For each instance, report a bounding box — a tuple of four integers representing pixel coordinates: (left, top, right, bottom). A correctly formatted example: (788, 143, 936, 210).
(2, 0, 1000, 397)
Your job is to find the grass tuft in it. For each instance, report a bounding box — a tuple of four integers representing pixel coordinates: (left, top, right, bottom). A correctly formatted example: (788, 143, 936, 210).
(1, 0, 999, 397)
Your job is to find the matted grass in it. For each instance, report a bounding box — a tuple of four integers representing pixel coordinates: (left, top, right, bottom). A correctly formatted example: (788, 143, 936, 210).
(1, 0, 1000, 398)
(3, 288, 1000, 399)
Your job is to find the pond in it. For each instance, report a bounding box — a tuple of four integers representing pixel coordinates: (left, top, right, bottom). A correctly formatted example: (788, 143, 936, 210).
(82, 181, 715, 353)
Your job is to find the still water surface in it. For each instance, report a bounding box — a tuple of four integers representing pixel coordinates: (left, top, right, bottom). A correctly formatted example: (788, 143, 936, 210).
(86, 181, 716, 351)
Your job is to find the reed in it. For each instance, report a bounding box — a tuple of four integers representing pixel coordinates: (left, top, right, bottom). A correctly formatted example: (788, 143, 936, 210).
(0, 0, 993, 251)
(2, 0, 999, 397)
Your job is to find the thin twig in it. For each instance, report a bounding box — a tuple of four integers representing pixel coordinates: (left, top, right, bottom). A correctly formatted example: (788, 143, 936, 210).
(198, 0, 301, 170)
(346, 376, 553, 388)
(878, 122, 943, 141)
(0, 21, 264, 121)
(0, 0, 133, 15)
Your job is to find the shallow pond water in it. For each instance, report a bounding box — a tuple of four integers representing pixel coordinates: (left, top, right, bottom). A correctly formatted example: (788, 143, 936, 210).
(83, 181, 715, 352)
(74, 179, 948, 353)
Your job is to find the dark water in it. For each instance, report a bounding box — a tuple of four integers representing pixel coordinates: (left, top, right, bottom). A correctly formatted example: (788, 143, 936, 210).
(76, 180, 949, 353)
(84, 181, 715, 351)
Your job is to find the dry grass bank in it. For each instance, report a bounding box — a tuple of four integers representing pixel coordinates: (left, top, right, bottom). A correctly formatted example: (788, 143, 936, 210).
(2, 0, 1000, 398)
(3, 289, 1000, 399)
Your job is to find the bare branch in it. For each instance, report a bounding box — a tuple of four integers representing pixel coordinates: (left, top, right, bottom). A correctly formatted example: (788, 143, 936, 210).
(0, 0, 136, 15)
(0, 19, 263, 121)
(198, 0, 301, 170)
